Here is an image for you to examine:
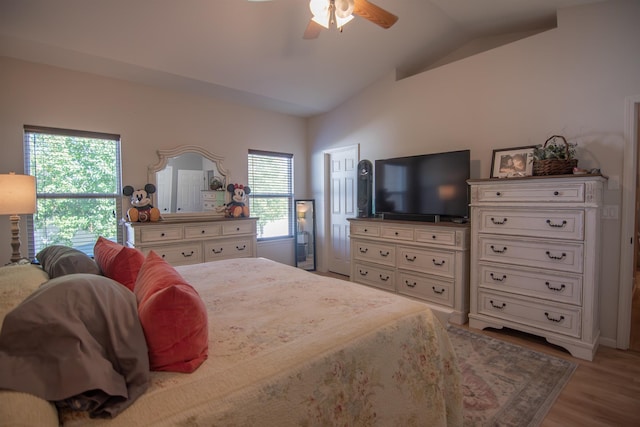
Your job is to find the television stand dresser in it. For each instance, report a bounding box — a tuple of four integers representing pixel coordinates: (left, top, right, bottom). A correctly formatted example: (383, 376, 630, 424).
(348, 218, 470, 325)
(467, 175, 605, 361)
(125, 217, 257, 267)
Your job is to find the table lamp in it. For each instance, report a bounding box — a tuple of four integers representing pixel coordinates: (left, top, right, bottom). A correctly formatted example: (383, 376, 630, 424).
(0, 173, 36, 264)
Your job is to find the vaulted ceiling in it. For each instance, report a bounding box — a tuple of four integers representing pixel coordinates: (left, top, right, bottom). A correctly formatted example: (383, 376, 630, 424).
(0, 0, 606, 117)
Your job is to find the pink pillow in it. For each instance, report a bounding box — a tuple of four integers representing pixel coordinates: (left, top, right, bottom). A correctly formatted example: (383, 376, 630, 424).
(94, 236, 145, 291)
(134, 251, 208, 373)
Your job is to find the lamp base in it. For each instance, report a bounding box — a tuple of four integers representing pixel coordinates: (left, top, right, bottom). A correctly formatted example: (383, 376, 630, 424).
(9, 214, 24, 264)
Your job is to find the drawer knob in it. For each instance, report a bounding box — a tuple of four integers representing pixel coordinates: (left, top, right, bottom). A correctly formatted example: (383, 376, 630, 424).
(490, 273, 507, 282)
(359, 247, 368, 254)
(432, 286, 445, 295)
(359, 269, 368, 276)
(181, 251, 194, 257)
(432, 235, 437, 239)
(364, 228, 368, 232)
(236, 227, 240, 231)
(379, 251, 390, 257)
(490, 217, 507, 225)
(496, 191, 502, 196)
(236, 245, 246, 251)
(405, 254, 417, 262)
(405, 280, 417, 288)
(432, 259, 445, 266)
(545, 282, 567, 292)
(490, 300, 506, 309)
(546, 219, 567, 228)
(161, 232, 165, 237)
(490, 245, 507, 254)
(553, 191, 560, 196)
(379, 274, 390, 282)
(544, 312, 565, 323)
(201, 230, 206, 234)
(546, 251, 567, 260)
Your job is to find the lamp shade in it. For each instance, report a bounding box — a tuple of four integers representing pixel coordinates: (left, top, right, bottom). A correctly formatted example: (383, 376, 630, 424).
(0, 173, 37, 215)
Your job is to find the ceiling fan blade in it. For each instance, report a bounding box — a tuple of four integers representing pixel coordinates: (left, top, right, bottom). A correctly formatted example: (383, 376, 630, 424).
(353, 0, 398, 29)
(303, 19, 323, 39)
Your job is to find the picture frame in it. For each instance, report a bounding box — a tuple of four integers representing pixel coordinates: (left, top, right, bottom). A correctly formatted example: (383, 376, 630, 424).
(490, 146, 536, 178)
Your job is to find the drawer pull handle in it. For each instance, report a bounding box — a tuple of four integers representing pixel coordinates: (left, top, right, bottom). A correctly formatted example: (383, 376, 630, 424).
(181, 251, 194, 257)
(359, 269, 368, 276)
(201, 230, 206, 234)
(553, 191, 560, 196)
(432, 286, 445, 295)
(212, 248, 223, 254)
(161, 254, 166, 258)
(490, 300, 505, 309)
(379, 274, 390, 282)
(546, 251, 566, 260)
(432, 235, 437, 239)
(490, 245, 507, 254)
(161, 232, 166, 237)
(359, 247, 369, 254)
(236, 227, 240, 231)
(405, 280, 417, 288)
(364, 228, 368, 232)
(379, 251, 390, 257)
(490, 273, 507, 282)
(491, 217, 508, 225)
(546, 282, 566, 292)
(405, 254, 417, 262)
(236, 245, 246, 251)
(432, 259, 445, 266)
(395, 231, 399, 236)
(546, 219, 567, 228)
(545, 312, 565, 323)
(496, 192, 502, 196)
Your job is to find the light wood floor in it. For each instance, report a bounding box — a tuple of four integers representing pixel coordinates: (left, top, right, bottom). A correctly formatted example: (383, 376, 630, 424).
(318, 272, 640, 427)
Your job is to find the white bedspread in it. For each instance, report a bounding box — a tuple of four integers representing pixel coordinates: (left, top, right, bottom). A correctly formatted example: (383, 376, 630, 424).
(34, 258, 461, 426)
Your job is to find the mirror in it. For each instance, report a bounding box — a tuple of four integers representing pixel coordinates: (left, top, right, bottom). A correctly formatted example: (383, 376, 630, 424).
(295, 199, 316, 271)
(148, 145, 231, 219)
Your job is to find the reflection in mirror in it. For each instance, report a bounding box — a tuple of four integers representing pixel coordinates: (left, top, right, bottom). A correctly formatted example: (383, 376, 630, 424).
(148, 145, 231, 219)
(295, 199, 316, 271)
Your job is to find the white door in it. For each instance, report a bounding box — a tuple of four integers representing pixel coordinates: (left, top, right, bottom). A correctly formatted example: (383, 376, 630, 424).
(177, 170, 205, 213)
(327, 145, 358, 276)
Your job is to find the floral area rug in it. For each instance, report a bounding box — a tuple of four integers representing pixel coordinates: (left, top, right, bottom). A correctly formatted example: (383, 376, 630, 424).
(447, 326, 577, 427)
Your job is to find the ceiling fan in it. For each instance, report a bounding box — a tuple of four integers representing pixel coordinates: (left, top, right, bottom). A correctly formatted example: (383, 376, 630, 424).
(303, 0, 398, 39)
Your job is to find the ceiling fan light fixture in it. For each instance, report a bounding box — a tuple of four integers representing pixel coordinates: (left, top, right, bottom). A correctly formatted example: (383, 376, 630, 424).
(309, 0, 354, 31)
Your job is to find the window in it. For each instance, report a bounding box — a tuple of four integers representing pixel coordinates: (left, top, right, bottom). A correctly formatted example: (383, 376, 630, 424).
(24, 126, 122, 258)
(248, 150, 294, 240)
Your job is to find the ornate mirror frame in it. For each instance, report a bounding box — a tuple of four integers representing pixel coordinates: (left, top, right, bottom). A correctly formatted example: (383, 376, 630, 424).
(148, 145, 231, 220)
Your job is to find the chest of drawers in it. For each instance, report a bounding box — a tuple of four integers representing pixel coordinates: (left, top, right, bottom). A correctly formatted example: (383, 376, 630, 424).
(125, 218, 257, 266)
(468, 175, 605, 360)
(349, 219, 470, 325)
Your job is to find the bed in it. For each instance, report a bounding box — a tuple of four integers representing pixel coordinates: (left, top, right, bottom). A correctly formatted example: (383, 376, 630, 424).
(0, 254, 462, 426)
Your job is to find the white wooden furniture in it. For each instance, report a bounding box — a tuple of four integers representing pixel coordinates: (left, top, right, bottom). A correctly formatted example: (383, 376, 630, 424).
(348, 218, 470, 324)
(125, 218, 257, 266)
(468, 175, 605, 361)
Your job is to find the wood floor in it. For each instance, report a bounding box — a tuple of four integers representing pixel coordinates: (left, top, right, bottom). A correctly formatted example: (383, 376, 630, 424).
(318, 272, 640, 427)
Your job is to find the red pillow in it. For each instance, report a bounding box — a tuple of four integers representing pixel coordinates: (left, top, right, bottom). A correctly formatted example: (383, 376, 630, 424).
(134, 251, 208, 373)
(94, 236, 145, 291)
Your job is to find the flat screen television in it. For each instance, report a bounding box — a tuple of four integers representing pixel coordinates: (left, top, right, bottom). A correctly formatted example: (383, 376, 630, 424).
(374, 149, 470, 222)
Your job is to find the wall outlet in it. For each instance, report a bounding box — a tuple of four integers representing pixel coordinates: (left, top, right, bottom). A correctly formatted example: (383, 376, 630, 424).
(602, 205, 619, 220)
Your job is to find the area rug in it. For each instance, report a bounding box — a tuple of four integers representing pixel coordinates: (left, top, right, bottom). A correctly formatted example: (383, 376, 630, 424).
(446, 326, 577, 427)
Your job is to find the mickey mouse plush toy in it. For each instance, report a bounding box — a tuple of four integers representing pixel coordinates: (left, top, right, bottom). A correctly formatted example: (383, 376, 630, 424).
(225, 183, 250, 218)
(123, 184, 161, 222)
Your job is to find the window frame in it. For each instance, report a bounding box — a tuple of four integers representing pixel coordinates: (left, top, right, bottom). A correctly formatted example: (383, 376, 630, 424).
(247, 149, 294, 241)
(23, 125, 123, 258)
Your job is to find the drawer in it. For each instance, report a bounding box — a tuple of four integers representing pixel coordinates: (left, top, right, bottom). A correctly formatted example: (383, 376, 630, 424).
(350, 222, 381, 237)
(353, 241, 396, 267)
(184, 223, 222, 239)
(477, 290, 581, 338)
(415, 228, 457, 246)
(398, 272, 454, 307)
(381, 226, 414, 241)
(204, 238, 253, 261)
(222, 221, 254, 235)
(397, 246, 455, 278)
(478, 235, 583, 273)
(478, 263, 582, 305)
(139, 226, 183, 243)
(140, 243, 202, 266)
(477, 182, 585, 203)
(352, 262, 395, 292)
(477, 208, 584, 240)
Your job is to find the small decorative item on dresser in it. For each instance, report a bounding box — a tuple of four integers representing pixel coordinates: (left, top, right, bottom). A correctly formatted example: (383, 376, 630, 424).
(532, 135, 578, 176)
(490, 146, 536, 178)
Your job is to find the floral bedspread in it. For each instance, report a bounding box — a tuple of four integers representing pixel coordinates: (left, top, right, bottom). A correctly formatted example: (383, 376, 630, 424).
(60, 257, 462, 426)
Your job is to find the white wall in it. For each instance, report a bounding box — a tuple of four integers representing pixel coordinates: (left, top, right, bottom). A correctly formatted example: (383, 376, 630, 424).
(0, 57, 308, 266)
(308, 0, 640, 346)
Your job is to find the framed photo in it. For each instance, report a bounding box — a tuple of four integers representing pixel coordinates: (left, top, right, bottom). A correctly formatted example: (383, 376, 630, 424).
(490, 146, 536, 178)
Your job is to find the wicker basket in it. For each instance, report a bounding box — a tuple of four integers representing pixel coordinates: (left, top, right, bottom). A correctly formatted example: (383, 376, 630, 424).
(532, 135, 578, 176)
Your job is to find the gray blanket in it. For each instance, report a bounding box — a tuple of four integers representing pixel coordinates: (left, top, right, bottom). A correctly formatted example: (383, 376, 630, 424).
(0, 273, 149, 418)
